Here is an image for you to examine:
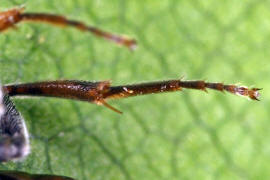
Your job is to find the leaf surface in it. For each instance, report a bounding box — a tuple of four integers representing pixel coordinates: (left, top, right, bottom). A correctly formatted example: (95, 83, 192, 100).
(0, 0, 269, 179)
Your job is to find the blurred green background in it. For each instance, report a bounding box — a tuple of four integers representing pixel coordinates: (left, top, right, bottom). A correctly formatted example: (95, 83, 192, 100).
(0, 0, 269, 179)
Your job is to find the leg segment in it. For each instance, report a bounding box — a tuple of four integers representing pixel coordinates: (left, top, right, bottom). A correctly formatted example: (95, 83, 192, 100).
(3, 79, 261, 113)
(0, 7, 137, 50)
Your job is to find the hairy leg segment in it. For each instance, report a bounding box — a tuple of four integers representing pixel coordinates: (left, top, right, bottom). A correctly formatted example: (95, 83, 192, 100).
(3, 79, 261, 114)
(0, 7, 137, 50)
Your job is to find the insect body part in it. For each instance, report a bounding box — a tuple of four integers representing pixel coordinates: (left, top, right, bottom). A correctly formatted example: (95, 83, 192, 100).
(0, 7, 137, 50)
(4, 80, 122, 113)
(0, 85, 4, 117)
(0, 93, 30, 162)
(3, 79, 261, 114)
(102, 80, 261, 101)
(0, 170, 75, 180)
(0, 7, 24, 32)
(4, 80, 111, 103)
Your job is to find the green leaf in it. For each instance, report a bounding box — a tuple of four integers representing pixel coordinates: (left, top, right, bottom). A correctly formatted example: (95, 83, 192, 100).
(0, 0, 269, 179)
